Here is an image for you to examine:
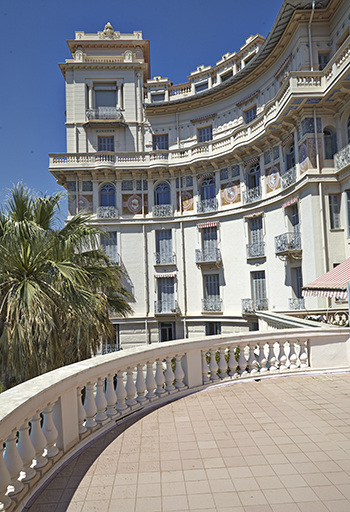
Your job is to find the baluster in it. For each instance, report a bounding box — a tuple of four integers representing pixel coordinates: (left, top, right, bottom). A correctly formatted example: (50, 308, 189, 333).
(258, 343, 268, 373)
(136, 364, 147, 403)
(115, 370, 128, 412)
(289, 341, 298, 370)
(77, 387, 87, 434)
(105, 375, 117, 418)
(155, 360, 166, 396)
(228, 346, 238, 377)
(202, 351, 210, 384)
(248, 344, 259, 376)
(17, 421, 36, 482)
(299, 339, 309, 369)
(174, 355, 185, 389)
(30, 412, 48, 469)
(84, 382, 97, 428)
(268, 342, 279, 372)
(3, 431, 24, 495)
(125, 368, 138, 408)
(95, 377, 108, 423)
(218, 348, 227, 379)
(145, 361, 157, 401)
(165, 356, 176, 391)
(0, 445, 12, 510)
(278, 341, 289, 372)
(209, 349, 219, 381)
(42, 404, 59, 457)
(238, 345, 248, 376)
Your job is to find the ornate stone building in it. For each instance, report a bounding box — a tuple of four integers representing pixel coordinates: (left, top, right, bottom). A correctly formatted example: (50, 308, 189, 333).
(49, 0, 350, 348)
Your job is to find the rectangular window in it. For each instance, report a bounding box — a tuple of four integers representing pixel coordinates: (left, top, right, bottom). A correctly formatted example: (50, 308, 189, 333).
(95, 89, 116, 108)
(204, 274, 220, 299)
(347, 191, 350, 237)
(195, 81, 208, 93)
(198, 126, 212, 143)
(153, 134, 169, 150)
(98, 136, 114, 151)
(151, 93, 165, 102)
(293, 267, 303, 299)
(252, 271, 266, 302)
(250, 217, 263, 245)
(202, 227, 218, 257)
(318, 53, 329, 71)
(156, 230, 173, 264)
(158, 278, 175, 308)
(221, 70, 233, 82)
(245, 106, 257, 124)
(205, 322, 221, 336)
(101, 232, 118, 263)
(329, 194, 341, 229)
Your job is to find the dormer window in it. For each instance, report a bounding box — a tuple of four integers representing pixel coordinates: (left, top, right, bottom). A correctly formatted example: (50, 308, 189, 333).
(221, 70, 233, 82)
(151, 92, 165, 102)
(195, 81, 208, 93)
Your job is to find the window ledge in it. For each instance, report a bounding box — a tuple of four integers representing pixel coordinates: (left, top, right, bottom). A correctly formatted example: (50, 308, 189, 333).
(330, 228, 344, 232)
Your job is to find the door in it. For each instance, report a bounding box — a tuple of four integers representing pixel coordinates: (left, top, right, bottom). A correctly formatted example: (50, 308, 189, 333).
(159, 322, 175, 342)
(158, 278, 175, 312)
(250, 217, 263, 256)
(156, 230, 172, 264)
(202, 227, 217, 260)
(252, 271, 266, 309)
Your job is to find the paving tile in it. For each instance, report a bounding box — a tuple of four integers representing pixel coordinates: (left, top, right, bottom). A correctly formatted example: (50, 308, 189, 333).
(162, 495, 188, 511)
(135, 496, 162, 512)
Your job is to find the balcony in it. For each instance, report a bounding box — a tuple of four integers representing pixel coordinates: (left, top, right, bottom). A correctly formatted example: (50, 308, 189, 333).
(197, 198, 218, 213)
(242, 186, 261, 205)
(334, 142, 350, 173)
(154, 300, 179, 315)
(202, 297, 222, 312)
(242, 298, 268, 314)
(102, 245, 119, 264)
(281, 166, 297, 189)
(101, 343, 120, 354)
(86, 107, 125, 122)
(97, 206, 118, 219)
(246, 241, 265, 259)
(289, 298, 305, 310)
(152, 204, 173, 217)
(275, 231, 302, 260)
(195, 248, 221, 267)
(154, 252, 176, 265)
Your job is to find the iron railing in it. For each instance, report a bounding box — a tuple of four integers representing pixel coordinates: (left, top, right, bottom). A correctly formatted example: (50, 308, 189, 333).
(102, 246, 119, 264)
(154, 300, 179, 314)
(246, 242, 265, 258)
(197, 198, 218, 213)
(281, 166, 297, 189)
(242, 298, 268, 314)
(334, 142, 350, 173)
(86, 107, 124, 120)
(195, 248, 221, 264)
(152, 205, 173, 217)
(289, 298, 305, 310)
(242, 186, 261, 205)
(154, 252, 176, 265)
(202, 298, 223, 312)
(275, 231, 301, 254)
(97, 206, 118, 219)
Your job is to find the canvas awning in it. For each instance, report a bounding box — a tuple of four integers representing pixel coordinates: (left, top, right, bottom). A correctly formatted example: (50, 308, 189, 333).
(302, 258, 350, 300)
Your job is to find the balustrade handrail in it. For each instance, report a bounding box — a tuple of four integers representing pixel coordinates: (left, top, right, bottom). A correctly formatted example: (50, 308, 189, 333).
(1, 328, 350, 510)
(275, 231, 301, 253)
(195, 248, 221, 263)
(334, 142, 350, 173)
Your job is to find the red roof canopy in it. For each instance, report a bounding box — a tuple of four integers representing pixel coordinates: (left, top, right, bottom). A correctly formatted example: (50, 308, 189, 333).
(302, 258, 350, 300)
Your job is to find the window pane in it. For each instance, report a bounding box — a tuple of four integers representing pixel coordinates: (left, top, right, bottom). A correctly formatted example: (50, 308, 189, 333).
(329, 194, 340, 229)
(156, 230, 172, 254)
(98, 137, 114, 151)
(252, 271, 266, 301)
(198, 126, 212, 143)
(95, 90, 116, 108)
(153, 135, 169, 150)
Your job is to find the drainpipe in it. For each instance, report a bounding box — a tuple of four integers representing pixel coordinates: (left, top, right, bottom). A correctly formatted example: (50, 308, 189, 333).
(143, 224, 150, 343)
(181, 220, 188, 338)
(308, 1, 315, 71)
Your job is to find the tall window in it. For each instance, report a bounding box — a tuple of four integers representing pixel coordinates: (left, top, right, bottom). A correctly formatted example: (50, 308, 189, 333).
(250, 217, 264, 256)
(98, 137, 114, 152)
(199, 177, 215, 201)
(245, 106, 257, 124)
(95, 87, 116, 108)
(156, 230, 173, 264)
(204, 274, 220, 300)
(347, 191, 350, 237)
(252, 271, 266, 305)
(154, 182, 170, 205)
(153, 134, 169, 150)
(324, 128, 337, 159)
(291, 203, 300, 235)
(286, 143, 295, 171)
(293, 267, 303, 299)
(318, 53, 329, 71)
(158, 278, 175, 309)
(202, 227, 218, 259)
(247, 163, 260, 190)
(101, 232, 118, 263)
(198, 126, 212, 143)
(329, 194, 341, 229)
(100, 184, 115, 207)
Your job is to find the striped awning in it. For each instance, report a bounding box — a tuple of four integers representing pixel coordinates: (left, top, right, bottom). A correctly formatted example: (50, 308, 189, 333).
(154, 273, 176, 279)
(282, 197, 298, 209)
(244, 157, 259, 167)
(302, 258, 350, 300)
(244, 211, 264, 219)
(197, 221, 219, 229)
(274, 54, 291, 78)
(282, 133, 293, 146)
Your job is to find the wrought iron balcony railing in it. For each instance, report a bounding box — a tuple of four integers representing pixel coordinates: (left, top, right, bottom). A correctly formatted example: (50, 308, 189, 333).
(242, 186, 261, 205)
(334, 142, 350, 173)
(102, 245, 119, 264)
(275, 231, 301, 255)
(202, 297, 223, 312)
(246, 242, 265, 258)
(195, 248, 221, 265)
(86, 107, 124, 120)
(154, 252, 176, 265)
(242, 298, 268, 314)
(197, 198, 218, 213)
(97, 206, 119, 219)
(154, 300, 179, 315)
(152, 204, 173, 217)
(281, 166, 297, 189)
(289, 298, 305, 310)
(101, 343, 120, 355)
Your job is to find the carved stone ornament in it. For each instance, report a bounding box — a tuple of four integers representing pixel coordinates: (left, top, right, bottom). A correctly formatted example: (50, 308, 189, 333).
(99, 22, 120, 39)
(74, 47, 84, 62)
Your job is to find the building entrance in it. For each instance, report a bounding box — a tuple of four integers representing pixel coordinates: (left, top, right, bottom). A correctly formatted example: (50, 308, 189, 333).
(159, 322, 175, 342)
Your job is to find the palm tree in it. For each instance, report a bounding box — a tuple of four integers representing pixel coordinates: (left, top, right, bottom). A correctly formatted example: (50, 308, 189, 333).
(0, 184, 132, 388)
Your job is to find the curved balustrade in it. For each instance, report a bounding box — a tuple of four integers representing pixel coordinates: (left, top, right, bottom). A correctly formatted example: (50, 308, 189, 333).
(197, 198, 218, 213)
(97, 206, 118, 219)
(281, 166, 297, 189)
(0, 328, 350, 511)
(242, 186, 261, 205)
(152, 204, 173, 217)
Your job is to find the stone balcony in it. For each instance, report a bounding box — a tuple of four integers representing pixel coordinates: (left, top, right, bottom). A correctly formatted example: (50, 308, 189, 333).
(1, 328, 350, 511)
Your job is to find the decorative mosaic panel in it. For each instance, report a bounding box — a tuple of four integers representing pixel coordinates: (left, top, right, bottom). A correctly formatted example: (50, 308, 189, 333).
(301, 118, 322, 136)
(264, 151, 271, 166)
(82, 180, 93, 192)
(67, 182, 76, 192)
(232, 165, 240, 178)
(273, 147, 279, 161)
(68, 194, 93, 215)
(122, 180, 133, 191)
(220, 168, 229, 181)
(136, 180, 148, 191)
(221, 181, 240, 206)
(299, 138, 322, 173)
(266, 164, 281, 194)
(122, 194, 148, 215)
(177, 190, 194, 212)
(186, 176, 193, 187)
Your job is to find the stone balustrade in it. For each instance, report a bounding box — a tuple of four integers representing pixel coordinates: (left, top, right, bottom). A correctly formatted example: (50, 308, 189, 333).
(1, 328, 350, 511)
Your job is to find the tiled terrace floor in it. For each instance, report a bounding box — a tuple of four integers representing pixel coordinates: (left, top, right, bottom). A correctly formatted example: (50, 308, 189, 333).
(27, 372, 350, 512)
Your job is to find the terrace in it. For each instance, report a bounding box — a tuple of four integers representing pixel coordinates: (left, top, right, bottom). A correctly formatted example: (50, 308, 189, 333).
(1, 328, 350, 512)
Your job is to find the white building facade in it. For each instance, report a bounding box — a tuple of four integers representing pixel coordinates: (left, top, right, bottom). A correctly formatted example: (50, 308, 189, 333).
(49, 0, 350, 348)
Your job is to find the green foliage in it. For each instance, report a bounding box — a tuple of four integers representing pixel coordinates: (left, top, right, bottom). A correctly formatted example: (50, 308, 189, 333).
(0, 183, 133, 387)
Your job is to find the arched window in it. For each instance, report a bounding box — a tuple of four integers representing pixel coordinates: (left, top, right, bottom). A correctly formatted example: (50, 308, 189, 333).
(155, 182, 170, 205)
(199, 177, 215, 201)
(247, 163, 260, 190)
(286, 143, 295, 171)
(347, 115, 350, 145)
(324, 128, 337, 159)
(100, 184, 115, 207)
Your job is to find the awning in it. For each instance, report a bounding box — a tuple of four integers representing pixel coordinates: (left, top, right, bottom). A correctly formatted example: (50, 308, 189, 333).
(197, 221, 219, 229)
(282, 197, 298, 209)
(244, 211, 264, 219)
(302, 258, 350, 300)
(154, 273, 176, 279)
(282, 133, 293, 146)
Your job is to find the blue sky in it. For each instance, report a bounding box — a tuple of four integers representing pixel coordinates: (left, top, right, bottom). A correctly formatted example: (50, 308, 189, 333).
(0, 0, 282, 216)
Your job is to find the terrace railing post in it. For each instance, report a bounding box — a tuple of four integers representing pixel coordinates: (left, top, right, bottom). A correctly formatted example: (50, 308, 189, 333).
(0, 450, 12, 510)
(53, 388, 80, 451)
